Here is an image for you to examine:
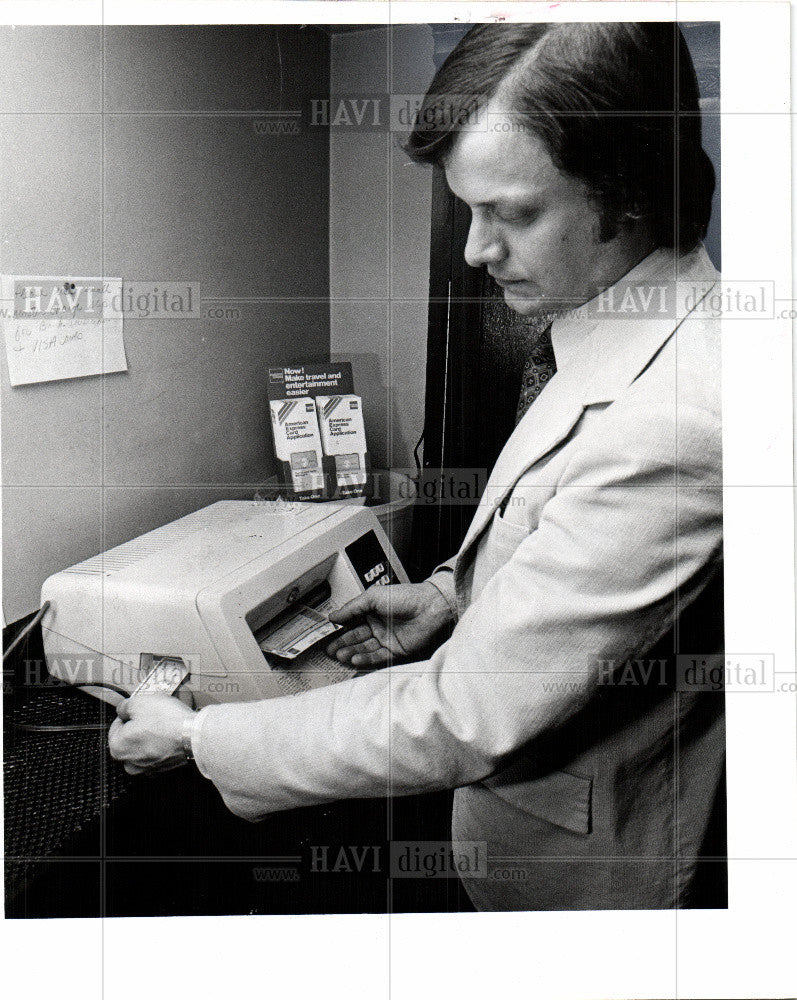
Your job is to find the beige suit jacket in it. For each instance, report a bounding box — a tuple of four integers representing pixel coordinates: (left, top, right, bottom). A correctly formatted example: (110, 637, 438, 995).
(193, 245, 725, 910)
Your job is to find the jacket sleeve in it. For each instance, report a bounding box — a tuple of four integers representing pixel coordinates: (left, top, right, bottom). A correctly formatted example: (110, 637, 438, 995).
(426, 562, 458, 619)
(192, 402, 722, 821)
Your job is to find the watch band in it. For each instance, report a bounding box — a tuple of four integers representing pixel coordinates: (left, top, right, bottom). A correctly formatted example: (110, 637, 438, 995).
(181, 713, 197, 763)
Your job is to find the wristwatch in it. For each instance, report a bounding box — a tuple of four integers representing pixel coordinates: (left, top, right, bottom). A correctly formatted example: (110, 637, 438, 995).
(181, 713, 199, 763)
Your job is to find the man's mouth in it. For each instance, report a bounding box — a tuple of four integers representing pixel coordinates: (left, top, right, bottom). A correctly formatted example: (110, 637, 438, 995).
(492, 276, 536, 292)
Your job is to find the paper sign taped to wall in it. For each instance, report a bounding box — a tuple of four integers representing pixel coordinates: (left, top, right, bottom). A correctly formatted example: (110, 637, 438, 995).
(2, 275, 127, 386)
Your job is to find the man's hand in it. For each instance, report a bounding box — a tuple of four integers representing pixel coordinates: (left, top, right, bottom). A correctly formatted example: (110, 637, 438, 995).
(108, 694, 194, 775)
(325, 581, 454, 667)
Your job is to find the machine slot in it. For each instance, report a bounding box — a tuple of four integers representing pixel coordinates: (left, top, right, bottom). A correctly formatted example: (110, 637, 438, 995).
(251, 579, 341, 660)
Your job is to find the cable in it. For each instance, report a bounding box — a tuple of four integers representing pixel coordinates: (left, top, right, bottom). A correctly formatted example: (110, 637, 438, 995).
(413, 429, 424, 474)
(13, 682, 128, 734)
(77, 682, 130, 699)
(3, 601, 50, 662)
(16, 723, 111, 733)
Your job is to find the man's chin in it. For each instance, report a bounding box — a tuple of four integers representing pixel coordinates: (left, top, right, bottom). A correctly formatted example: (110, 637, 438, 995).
(501, 285, 546, 316)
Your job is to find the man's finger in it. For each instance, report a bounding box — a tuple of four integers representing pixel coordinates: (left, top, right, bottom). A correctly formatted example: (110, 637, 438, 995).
(332, 637, 381, 664)
(328, 590, 382, 625)
(124, 762, 147, 775)
(328, 635, 382, 664)
(116, 698, 131, 722)
(327, 624, 373, 655)
(108, 717, 124, 758)
(347, 637, 381, 656)
(350, 648, 390, 668)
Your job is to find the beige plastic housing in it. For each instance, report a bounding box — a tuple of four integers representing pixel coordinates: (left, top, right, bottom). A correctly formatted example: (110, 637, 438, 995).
(41, 500, 407, 707)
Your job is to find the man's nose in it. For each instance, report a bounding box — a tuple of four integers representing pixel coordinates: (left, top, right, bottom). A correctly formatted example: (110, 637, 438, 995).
(464, 217, 506, 268)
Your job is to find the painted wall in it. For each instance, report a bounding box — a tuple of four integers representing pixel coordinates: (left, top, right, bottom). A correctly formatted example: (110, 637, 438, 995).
(1, 25, 330, 623)
(329, 26, 436, 473)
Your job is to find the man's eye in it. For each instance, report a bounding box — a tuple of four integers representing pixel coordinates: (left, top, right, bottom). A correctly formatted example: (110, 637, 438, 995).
(494, 209, 534, 224)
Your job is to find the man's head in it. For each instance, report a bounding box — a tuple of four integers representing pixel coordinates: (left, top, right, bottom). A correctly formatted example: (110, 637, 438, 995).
(406, 23, 715, 315)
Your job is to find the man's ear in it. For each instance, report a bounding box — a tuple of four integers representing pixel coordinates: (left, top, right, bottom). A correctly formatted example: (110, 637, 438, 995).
(597, 199, 652, 244)
(622, 200, 651, 222)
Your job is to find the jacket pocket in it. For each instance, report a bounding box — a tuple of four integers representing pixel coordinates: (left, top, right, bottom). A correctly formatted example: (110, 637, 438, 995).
(472, 512, 531, 592)
(489, 508, 530, 552)
(482, 766, 593, 835)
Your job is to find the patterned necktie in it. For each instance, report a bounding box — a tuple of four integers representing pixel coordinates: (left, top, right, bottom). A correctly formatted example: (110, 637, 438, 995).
(515, 324, 557, 424)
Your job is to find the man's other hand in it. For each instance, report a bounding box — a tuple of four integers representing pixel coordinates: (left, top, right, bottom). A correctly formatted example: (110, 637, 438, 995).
(325, 581, 454, 667)
(108, 694, 194, 774)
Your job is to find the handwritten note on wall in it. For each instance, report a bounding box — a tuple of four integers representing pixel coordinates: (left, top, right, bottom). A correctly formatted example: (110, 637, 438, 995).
(2, 275, 128, 386)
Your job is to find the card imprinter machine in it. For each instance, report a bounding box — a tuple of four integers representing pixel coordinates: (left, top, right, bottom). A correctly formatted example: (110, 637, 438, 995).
(41, 501, 408, 707)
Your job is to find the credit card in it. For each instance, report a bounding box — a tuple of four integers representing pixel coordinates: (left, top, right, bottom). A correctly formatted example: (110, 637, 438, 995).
(131, 657, 189, 696)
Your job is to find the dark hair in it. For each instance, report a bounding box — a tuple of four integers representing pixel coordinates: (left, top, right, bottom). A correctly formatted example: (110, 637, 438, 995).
(405, 23, 715, 252)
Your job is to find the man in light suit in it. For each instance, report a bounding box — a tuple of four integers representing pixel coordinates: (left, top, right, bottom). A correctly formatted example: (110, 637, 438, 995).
(110, 23, 725, 910)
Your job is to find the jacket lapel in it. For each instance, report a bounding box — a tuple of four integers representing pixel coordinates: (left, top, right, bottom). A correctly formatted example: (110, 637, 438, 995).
(459, 367, 587, 552)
